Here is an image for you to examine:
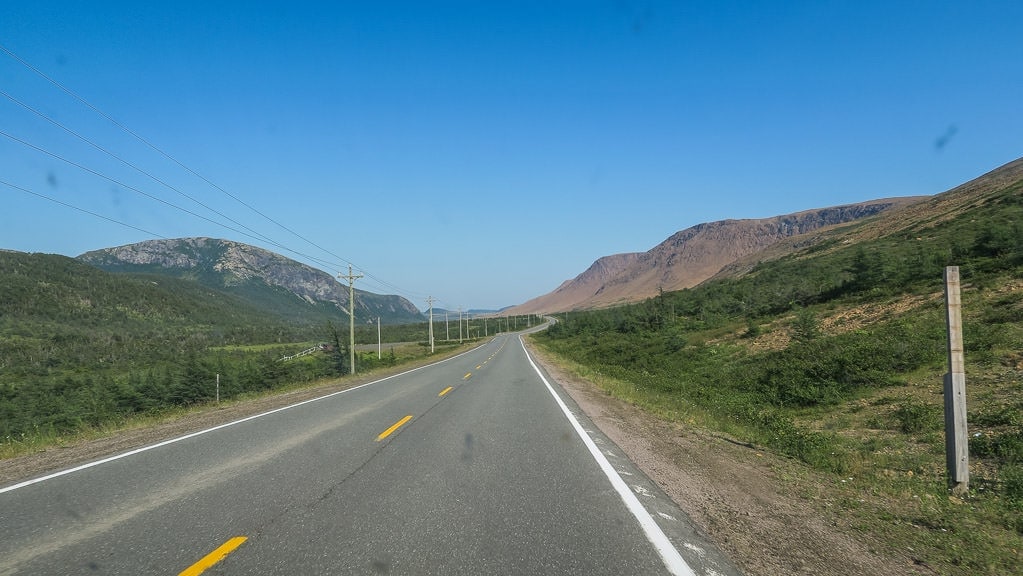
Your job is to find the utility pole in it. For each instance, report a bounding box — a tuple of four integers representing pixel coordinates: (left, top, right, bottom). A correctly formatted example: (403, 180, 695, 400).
(338, 265, 363, 375)
(377, 317, 381, 359)
(426, 296, 436, 353)
(458, 307, 463, 343)
(445, 311, 449, 341)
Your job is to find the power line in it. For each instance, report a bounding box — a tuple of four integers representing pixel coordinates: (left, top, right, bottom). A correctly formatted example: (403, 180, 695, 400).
(0, 129, 273, 245)
(1, 87, 281, 249)
(1, 178, 166, 240)
(3, 176, 440, 312)
(0, 128, 345, 274)
(4, 174, 440, 312)
(1, 43, 351, 270)
(1, 41, 437, 305)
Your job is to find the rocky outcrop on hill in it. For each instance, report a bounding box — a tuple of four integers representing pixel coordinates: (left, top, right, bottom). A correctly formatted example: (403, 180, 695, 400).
(78, 238, 424, 323)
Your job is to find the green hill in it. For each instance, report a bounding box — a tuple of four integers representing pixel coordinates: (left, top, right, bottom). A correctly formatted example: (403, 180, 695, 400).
(76, 238, 425, 325)
(0, 250, 422, 443)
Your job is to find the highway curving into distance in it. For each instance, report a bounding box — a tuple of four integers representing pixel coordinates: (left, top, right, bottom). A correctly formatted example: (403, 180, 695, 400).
(0, 329, 741, 576)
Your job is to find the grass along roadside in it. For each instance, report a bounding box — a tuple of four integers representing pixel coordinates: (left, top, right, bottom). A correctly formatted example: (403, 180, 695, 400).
(0, 339, 481, 470)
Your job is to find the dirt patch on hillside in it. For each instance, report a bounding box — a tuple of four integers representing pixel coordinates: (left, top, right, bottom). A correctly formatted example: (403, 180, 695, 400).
(819, 293, 942, 335)
(526, 343, 935, 576)
(719, 292, 943, 355)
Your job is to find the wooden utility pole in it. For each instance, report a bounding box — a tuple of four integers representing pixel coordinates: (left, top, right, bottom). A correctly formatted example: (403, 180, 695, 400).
(426, 296, 435, 353)
(339, 265, 363, 375)
(943, 266, 969, 493)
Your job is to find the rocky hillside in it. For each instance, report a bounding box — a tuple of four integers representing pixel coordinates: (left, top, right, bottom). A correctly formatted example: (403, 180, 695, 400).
(511, 198, 925, 313)
(78, 238, 424, 324)
(512, 253, 643, 314)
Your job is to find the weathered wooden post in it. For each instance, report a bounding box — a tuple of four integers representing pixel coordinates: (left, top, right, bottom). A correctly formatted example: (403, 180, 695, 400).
(943, 266, 969, 493)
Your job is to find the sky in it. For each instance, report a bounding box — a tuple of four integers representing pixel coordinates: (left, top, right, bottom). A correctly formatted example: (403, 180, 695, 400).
(2, 1, 1021, 311)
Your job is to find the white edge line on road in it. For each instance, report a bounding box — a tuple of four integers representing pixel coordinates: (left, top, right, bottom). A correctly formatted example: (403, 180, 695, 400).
(519, 336, 697, 576)
(0, 342, 491, 494)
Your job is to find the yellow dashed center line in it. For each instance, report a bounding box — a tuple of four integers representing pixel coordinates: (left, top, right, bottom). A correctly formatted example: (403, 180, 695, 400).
(439, 386, 454, 397)
(179, 536, 247, 576)
(376, 415, 413, 441)
(463, 372, 472, 380)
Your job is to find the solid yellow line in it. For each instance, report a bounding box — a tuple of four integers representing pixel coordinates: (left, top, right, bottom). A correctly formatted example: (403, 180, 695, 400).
(463, 372, 472, 380)
(179, 536, 247, 576)
(439, 386, 454, 397)
(377, 415, 413, 441)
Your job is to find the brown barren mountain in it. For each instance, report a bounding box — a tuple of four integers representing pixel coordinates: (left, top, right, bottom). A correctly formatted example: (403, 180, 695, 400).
(713, 156, 1023, 281)
(511, 198, 925, 313)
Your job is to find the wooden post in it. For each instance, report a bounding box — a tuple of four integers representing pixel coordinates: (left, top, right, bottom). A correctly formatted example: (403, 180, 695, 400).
(943, 266, 969, 493)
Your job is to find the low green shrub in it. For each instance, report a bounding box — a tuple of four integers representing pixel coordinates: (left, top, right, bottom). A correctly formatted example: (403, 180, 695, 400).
(893, 400, 938, 434)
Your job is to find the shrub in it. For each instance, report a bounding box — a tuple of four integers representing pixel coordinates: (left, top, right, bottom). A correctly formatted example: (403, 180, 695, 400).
(893, 400, 937, 434)
(791, 307, 820, 342)
(1004, 464, 1023, 505)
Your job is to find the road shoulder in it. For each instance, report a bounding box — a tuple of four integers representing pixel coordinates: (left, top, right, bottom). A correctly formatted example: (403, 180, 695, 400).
(524, 340, 923, 576)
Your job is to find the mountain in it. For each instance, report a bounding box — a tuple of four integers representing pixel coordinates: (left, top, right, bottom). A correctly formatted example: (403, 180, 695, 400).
(510, 198, 926, 313)
(712, 156, 1023, 281)
(77, 238, 424, 324)
(509, 253, 643, 314)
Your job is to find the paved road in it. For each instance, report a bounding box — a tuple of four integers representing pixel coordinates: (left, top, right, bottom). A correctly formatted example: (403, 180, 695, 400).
(0, 332, 740, 575)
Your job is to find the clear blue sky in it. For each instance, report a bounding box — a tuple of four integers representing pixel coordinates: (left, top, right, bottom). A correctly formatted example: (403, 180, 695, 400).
(2, 1, 1021, 311)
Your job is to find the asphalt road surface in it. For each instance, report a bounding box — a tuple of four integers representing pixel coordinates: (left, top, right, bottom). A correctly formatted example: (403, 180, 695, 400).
(0, 332, 741, 576)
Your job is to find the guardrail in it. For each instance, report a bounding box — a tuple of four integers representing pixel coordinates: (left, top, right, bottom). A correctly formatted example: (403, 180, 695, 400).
(279, 345, 322, 362)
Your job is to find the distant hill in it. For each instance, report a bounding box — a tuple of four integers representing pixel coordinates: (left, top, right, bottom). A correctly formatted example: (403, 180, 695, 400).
(0, 250, 306, 372)
(77, 238, 424, 324)
(509, 198, 925, 313)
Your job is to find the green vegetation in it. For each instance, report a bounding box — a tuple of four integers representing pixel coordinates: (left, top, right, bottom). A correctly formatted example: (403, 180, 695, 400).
(533, 182, 1023, 574)
(0, 251, 530, 453)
